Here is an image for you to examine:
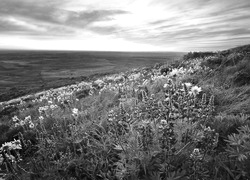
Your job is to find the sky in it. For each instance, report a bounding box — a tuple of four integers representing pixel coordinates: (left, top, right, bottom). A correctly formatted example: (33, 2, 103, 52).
(0, 0, 250, 52)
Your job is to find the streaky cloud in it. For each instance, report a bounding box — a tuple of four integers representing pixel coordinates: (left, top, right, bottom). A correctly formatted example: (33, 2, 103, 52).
(0, 0, 250, 51)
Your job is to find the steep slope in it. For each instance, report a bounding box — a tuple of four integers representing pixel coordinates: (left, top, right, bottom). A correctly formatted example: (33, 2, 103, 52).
(182, 44, 250, 114)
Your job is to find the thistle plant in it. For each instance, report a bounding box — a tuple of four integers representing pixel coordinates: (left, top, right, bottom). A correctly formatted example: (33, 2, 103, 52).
(137, 121, 154, 152)
(158, 120, 176, 152)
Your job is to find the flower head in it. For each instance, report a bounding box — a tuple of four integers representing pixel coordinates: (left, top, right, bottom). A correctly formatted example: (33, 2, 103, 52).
(163, 84, 169, 89)
(1, 139, 22, 151)
(72, 108, 79, 115)
(29, 122, 35, 129)
(20, 120, 25, 126)
(184, 82, 192, 89)
(50, 104, 56, 109)
(190, 148, 202, 160)
(169, 68, 179, 77)
(160, 119, 167, 126)
(39, 116, 44, 121)
(190, 86, 202, 96)
(12, 116, 19, 122)
(24, 115, 31, 122)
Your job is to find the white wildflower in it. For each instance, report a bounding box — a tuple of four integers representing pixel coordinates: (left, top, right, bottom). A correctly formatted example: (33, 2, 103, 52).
(169, 68, 179, 77)
(184, 82, 192, 89)
(72, 108, 79, 115)
(29, 122, 35, 129)
(12, 115, 19, 122)
(163, 84, 169, 89)
(24, 115, 31, 122)
(190, 86, 202, 96)
(190, 148, 202, 160)
(50, 104, 56, 110)
(160, 119, 167, 125)
(20, 120, 25, 126)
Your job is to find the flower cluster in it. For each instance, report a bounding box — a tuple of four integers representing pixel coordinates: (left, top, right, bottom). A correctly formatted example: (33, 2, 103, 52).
(0, 139, 22, 165)
(72, 108, 79, 118)
(12, 115, 35, 129)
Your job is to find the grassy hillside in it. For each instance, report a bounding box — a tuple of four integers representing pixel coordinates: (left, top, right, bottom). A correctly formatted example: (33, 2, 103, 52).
(0, 45, 250, 180)
(0, 51, 184, 102)
(183, 44, 250, 114)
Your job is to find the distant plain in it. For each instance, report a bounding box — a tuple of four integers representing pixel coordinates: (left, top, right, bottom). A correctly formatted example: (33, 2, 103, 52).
(0, 50, 185, 101)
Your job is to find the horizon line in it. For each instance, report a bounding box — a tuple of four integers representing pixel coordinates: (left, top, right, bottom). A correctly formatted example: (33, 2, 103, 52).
(0, 48, 188, 53)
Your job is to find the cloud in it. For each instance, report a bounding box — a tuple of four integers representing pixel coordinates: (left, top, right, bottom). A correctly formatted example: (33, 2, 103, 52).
(111, 0, 250, 51)
(65, 10, 128, 27)
(0, 0, 60, 24)
(0, 0, 250, 51)
(88, 26, 119, 35)
(0, 0, 129, 37)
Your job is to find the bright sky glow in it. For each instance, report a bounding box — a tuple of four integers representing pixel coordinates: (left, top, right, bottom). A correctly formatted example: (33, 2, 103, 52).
(0, 0, 250, 51)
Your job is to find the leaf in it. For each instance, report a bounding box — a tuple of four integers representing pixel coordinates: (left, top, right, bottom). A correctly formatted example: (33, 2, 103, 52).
(166, 170, 186, 180)
(149, 172, 161, 180)
(218, 159, 236, 179)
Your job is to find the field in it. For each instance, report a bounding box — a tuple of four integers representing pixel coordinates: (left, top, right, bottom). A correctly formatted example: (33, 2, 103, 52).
(0, 51, 185, 102)
(0, 45, 250, 180)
